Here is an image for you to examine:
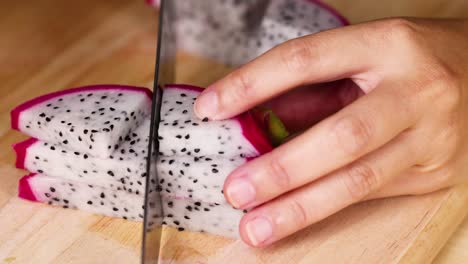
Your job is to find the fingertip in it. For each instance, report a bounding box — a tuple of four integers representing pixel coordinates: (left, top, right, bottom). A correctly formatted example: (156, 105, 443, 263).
(194, 87, 219, 120)
(239, 212, 273, 248)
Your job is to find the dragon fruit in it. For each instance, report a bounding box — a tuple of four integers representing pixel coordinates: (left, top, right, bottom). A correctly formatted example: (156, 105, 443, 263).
(12, 83, 284, 238)
(159, 0, 348, 66)
(13, 119, 151, 195)
(11, 85, 152, 158)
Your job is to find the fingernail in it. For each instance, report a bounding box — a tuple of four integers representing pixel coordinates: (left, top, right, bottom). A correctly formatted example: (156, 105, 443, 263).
(226, 178, 256, 208)
(195, 88, 218, 119)
(246, 217, 273, 246)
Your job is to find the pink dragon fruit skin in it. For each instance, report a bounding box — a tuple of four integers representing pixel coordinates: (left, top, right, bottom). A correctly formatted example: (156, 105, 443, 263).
(11, 85, 152, 159)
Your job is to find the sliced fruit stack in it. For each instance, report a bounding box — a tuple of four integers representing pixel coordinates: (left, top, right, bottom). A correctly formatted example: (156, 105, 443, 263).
(11, 84, 285, 238)
(12, 85, 153, 221)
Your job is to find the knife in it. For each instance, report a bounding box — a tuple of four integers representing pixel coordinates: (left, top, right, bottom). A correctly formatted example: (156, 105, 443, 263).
(142, 0, 176, 263)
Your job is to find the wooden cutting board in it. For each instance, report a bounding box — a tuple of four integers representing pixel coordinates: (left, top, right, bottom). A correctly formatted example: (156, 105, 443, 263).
(0, 1, 467, 263)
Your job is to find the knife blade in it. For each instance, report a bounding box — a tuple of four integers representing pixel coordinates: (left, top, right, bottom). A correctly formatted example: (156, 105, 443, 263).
(142, 0, 176, 263)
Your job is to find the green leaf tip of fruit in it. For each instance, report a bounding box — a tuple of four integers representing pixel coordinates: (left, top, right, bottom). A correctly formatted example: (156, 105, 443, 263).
(252, 107, 289, 147)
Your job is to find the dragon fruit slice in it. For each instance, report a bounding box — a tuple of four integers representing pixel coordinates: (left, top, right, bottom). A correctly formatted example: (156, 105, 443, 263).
(19, 173, 146, 221)
(13, 119, 151, 195)
(18, 172, 242, 237)
(159, 85, 273, 157)
(157, 156, 246, 203)
(11, 85, 152, 158)
(162, 196, 244, 237)
(167, 0, 348, 66)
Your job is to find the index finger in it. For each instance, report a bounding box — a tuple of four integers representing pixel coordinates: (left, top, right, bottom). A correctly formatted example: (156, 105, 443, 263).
(194, 22, 382, 120)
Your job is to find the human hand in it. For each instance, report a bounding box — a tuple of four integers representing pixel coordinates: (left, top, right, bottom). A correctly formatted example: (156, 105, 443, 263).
(194, 18, 468, 247)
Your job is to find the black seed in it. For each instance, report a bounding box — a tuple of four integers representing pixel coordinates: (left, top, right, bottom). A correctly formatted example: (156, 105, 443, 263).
(218, 151, 224, 155)
(212, 169, 219, 173)
(177, 227, 185, 232)
(100, 193, 105, 198)
(107, 171, 114, 176)
(176, 101, 183, 105)
(74, 152, 80, 155)
(186, 206, 192, 211)
(50, 187, 56, 192)
(184, 216, 190, 220)
(113, 207, 118, 212)
(45, 193, 51, 197)
(204, 208, 210, 212)
(87, 201, 93, 205)
(38, 170, 43, 173)
(173, 220, 180, 225)
(63, 199, 69, 204)
(185, 134, 190, 139)
(83, 129, 88, 134)
(62, 140, 68, 144)
(202, 117, 209, 122)
(194, 202, 201, 206)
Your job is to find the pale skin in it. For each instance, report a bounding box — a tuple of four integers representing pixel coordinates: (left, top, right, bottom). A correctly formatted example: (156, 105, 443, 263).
(193, 18, 468, 247)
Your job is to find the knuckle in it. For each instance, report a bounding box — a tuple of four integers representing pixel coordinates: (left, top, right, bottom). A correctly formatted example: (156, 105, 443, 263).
(377, 18, 420, 45)
(406, 64, 461, 114)
(267, 154, 292, 191)
(433, 165, 456, 187)
(431, 68, 461, 111)
(333, 115, 373, 157)
(287, 199, 309, 228)
(227, 70, 254, 102)
(280, 39, 317, 73)
(342, 162, 379, 200)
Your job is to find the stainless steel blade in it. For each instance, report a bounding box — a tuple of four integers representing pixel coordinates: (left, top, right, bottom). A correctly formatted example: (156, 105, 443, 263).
(142, 0, 176, 263)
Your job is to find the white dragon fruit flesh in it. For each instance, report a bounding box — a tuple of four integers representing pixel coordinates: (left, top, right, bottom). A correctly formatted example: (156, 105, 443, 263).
(11, 85, 152, 158)
(19, 172, 243, 237)
(158, 0, 348, 66)
(14, 84, 281, 238)
(19, 173, 146, 221)
(13, 119, 151, 196)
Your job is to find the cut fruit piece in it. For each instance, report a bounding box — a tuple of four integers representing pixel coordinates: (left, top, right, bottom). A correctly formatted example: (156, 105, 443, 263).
(157, 156, 247, 204)
(159, 85, 273, 157)
(162, 196, 244, 238)
(11, 85, 152, 158)
(18, 173, 147, 221)
(13, 119, 151, 195)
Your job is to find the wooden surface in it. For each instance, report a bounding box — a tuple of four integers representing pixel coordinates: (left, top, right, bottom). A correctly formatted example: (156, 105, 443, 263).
(0, 0, 467, 263)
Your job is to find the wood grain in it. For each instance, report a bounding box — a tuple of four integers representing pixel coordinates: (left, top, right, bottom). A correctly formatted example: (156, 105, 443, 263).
(0, 0, 467, 263)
